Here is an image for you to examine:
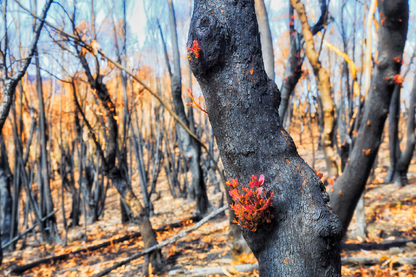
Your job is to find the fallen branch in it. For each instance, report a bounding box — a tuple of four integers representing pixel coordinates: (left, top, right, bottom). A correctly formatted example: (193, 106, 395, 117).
(10, 215, 202, 275)
(167, 255, 416, 276)
(342, 238, 416, 251)
(2, 209, 59, 249)
(341, 256, 416, 266)
(93, 206, 228, 277)
(168, 263, 258, 276)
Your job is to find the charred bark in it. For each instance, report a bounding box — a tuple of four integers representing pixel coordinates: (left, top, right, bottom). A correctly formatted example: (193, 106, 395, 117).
(385, 84, 401, 183)
(329, 0, 408, 234)
(35, 50, 59, 243)
(188, 0, 342, 275)
(0, 135, 12, 248)
(394, 72, 416, 187)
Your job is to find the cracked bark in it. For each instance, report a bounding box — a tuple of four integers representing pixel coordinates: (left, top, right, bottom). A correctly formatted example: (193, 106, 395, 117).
(188, 0, 342, 275)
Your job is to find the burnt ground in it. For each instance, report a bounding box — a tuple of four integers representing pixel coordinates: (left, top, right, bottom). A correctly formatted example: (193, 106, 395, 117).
(1, 122, 415, 277)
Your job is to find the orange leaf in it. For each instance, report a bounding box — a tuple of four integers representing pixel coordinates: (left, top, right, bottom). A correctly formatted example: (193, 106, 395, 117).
(91, 40, 101, 55)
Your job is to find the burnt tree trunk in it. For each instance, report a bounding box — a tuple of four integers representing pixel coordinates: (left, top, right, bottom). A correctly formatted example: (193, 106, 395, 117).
(329, 0, 408, 234)
(278, 1, 302, 121)
(0, 135, 12, 248)
(35, 49, 59, 243)
(188, 0, 343, 275)
(394, 72, 416, 187)
(385, 84, 401, 183)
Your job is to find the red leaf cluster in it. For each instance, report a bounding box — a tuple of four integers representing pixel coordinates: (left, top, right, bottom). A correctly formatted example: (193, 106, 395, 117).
(315, 169, 323, 180)
(394, 74, 404, 84)
(226, 175, 274, 232)
(187, 40, 201, 60)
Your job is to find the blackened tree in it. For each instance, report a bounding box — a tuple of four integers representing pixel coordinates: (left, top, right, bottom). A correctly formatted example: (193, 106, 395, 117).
(187, 0, 343, 275)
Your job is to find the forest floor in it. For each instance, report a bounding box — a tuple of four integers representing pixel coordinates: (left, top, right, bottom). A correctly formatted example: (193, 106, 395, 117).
(1, 123, 415, 277)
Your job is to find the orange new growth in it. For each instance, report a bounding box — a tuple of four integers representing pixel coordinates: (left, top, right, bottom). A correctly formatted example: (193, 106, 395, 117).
(394, 74, 404, 84)
(226, 175, 274, 232)
(315, 169, 323, 180)
(187, 40, 201, 60)
(186, 89, 208, 114)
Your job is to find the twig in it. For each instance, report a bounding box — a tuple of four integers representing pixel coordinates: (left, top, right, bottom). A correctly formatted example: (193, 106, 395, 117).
(1, 209, 59, 249)
(341, 256, 416, 266)
(93, 206, 228, 277)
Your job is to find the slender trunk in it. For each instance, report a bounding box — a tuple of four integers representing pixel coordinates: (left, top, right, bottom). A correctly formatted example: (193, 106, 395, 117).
(168, 0, 208, 215)
(35, 49, 58, 243)
(188, 0, 342, 274)
(292, 0, 338, 178)
(385, 84, 401, 183)
(254, 0, 274, 81)
(279, 1, 302, 121)
(352, 192, 367, 239)
(131, 111, 151, 212)
(394, 73, 416, 187)
(0, 135, 13, 248)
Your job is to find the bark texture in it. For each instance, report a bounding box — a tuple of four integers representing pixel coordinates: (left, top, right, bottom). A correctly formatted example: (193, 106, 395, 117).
(291, 0, 338, 178)
(188, 0, 342, 275)
(329, 0, 408, 233)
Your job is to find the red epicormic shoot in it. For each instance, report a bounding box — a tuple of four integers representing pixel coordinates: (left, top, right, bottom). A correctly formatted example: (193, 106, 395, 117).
(226, 175, 274, 232)
(186, 89, 208, 114)
(315, 169, 323, 180)
(394, 74, 404, 84)
(187, 40, 201, 60)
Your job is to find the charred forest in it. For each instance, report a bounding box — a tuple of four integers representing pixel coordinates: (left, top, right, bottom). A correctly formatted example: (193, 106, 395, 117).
(0, 0, 415, 276)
